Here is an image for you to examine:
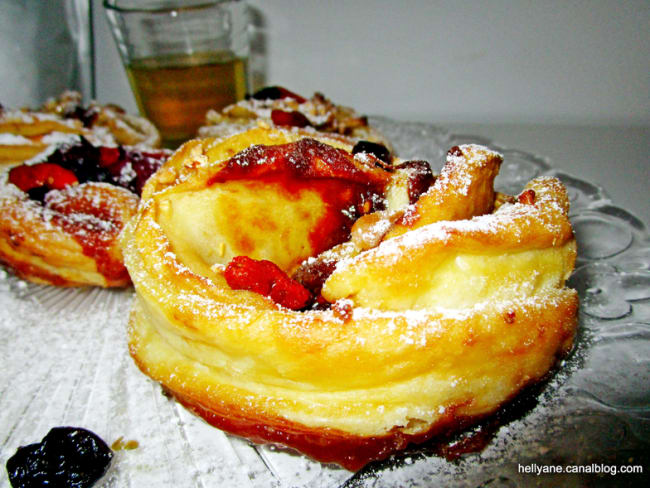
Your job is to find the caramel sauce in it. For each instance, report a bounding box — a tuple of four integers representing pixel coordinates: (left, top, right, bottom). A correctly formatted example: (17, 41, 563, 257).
(169, 379, 547, 472)
(385, 377, 552, 470)
(171, 389, 449, 471)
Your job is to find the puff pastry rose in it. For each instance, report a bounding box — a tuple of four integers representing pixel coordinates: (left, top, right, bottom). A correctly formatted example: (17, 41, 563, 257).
(0, 91, 161, 167)
(122, 128, 578, 470)
(198, 85, 388, 147)
(0, 138, 169, 287)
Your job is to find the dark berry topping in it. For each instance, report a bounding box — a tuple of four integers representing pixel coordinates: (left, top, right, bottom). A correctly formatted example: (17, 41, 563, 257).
(127, 150, 169, 195)
(63, 106, 99, 128)
(250, 86, 307, 103)
(48, 137, 104, 184)
(6, 426, 113, 488)
(12, 138, 169, 202)
(352, 140, 392, 164)
(448, 146, 463, 157)
(271, 109, 311, 128)
(98, 146, 121, 168)
(26, 186, 50, 203)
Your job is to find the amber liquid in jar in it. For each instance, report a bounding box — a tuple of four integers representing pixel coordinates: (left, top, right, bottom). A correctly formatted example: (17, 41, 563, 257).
(127, 52, 248, 148)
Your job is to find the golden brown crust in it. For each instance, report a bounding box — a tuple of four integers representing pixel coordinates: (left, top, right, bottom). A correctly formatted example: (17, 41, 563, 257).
(123, 128, 579, 469)
(138, 303, 575, 472)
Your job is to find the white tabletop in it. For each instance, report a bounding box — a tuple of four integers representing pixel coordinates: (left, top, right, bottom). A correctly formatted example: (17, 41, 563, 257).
(445, 124, 649, 228)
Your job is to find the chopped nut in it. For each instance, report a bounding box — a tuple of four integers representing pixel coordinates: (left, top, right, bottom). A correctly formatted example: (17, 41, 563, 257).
(158, 199, 171, 216)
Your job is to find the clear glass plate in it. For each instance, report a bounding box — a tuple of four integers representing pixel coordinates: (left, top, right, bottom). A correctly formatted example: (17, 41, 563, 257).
(1, 119, 648, 488)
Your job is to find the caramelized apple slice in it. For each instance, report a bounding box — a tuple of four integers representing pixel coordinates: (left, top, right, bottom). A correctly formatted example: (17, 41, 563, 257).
(155, 138, 392, 281)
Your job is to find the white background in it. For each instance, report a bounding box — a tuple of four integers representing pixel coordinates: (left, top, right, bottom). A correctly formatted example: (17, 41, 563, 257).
(93, 0, 649, 126)
(0, 1, 647, 221)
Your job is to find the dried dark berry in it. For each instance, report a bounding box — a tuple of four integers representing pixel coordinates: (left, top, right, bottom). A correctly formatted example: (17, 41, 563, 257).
(18, 138, 169, 202)
(49, 137, 102, 184)
(63, 105, 99, 128)
(352, 140, 392, 164)
(394, 160, 435, 204)
(292, 258, 338, 296)
(251, 86, 307, 103)
(6, 427, 113, 488)
(26, 186, 50, 203)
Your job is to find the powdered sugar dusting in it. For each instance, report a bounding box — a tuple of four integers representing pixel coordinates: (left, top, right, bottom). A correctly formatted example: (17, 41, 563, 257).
(41, 131, 86, 146)
(0, 109, 79, 127)
(0, 133, 32, 145)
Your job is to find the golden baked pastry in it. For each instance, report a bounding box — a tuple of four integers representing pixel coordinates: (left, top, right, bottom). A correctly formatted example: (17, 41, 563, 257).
(0, 91, 161, 166)
(0, 138, 169, 287)
(198, 85, 388, 146)
(122, 128, 578, 470)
